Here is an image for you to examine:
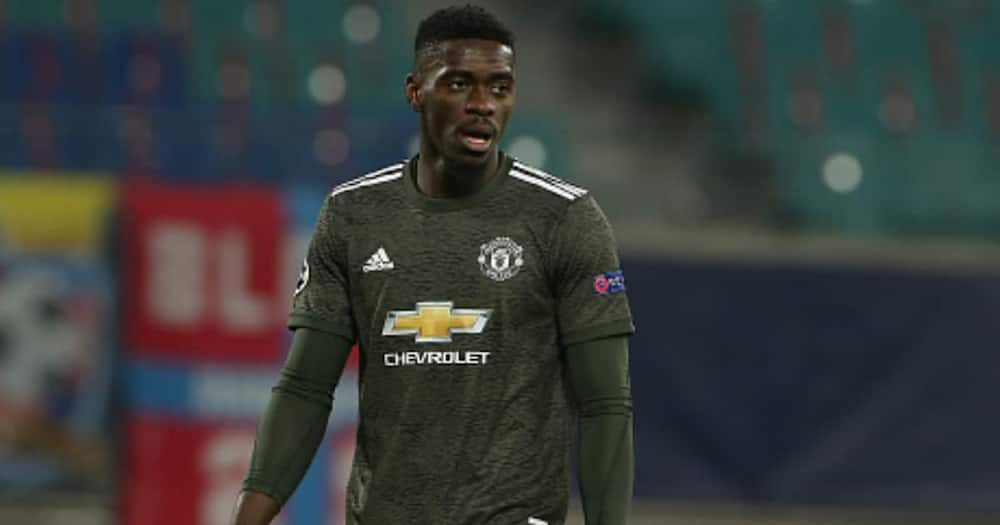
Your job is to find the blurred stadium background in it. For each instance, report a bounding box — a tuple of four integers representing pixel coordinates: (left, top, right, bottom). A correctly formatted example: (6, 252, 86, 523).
(2, 0, 1000, 523)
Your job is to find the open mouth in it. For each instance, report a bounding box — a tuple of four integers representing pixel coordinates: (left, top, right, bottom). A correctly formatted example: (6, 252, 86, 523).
(459, 129, 494, 152)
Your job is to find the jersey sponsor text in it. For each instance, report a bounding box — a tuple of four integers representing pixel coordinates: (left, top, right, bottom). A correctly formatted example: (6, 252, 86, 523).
(383, 350, 491, 367)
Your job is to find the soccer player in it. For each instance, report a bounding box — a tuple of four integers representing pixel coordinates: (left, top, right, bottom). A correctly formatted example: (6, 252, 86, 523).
(231, 5, 634, 525)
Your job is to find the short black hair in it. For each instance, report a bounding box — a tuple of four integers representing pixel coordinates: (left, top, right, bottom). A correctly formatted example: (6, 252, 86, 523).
(414, 4, 515, 56)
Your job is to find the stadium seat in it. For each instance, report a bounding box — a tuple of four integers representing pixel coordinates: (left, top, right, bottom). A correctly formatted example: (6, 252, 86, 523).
(763, 1, 824, 132)
(104, 33, 189, 106)
(60, 104, 119, 170)
(955, 7, 995, 139)
(285, 0, 346, 52)
(773, 133, 888, 234)
(4, 2, 67, 32)
(4, 34, 73, 102)
(97, 0, 160, 33)
(0, 34, 17, 100)
(0, 105, 26, 167)
(0, 33, 109, 105)
(155, 107, 208, 180)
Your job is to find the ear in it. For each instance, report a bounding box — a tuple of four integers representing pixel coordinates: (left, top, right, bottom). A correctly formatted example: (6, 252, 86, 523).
(405, 73, 421, 113)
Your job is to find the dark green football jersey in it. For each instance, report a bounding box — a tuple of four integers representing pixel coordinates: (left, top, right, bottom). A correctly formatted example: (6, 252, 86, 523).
(289, 152, 634, 525)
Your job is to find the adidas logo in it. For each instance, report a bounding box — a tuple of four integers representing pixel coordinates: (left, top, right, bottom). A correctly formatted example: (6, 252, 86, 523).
(363, 246, 395, 273)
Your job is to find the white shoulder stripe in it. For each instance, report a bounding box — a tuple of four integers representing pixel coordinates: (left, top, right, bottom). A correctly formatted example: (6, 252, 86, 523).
(330, 163, 405, 194)
(511, 167, 587, 199)
(512, 161, 587, 196)
(330, 171, 403, 197)
(509, 169, 579, 200)
(361, 162, 406, 179)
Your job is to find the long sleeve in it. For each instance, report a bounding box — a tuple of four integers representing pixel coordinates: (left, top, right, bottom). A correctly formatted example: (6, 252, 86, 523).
(241, 327, 353, 507)
(565, 334, 634, 525)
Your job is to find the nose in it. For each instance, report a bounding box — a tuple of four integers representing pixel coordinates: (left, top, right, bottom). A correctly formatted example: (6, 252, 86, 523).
(464, 85, 495, 116)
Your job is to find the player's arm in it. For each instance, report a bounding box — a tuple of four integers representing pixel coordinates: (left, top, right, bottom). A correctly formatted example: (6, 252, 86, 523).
(232, 193, 356, 523)
(231, 327, 353, 525)
(550, 194, 636, 525)
(565, 335, 633, 525)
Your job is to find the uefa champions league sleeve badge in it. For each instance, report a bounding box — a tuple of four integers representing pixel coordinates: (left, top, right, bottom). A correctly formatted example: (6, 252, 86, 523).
(478, 237, 524, 282)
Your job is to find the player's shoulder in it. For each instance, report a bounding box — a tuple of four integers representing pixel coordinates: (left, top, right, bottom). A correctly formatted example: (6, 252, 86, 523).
(506, 159, 590, 206)
(328, 161, 407, 202)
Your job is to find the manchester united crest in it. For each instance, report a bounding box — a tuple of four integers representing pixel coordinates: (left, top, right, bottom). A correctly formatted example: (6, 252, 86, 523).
(478, 237, 524, 282)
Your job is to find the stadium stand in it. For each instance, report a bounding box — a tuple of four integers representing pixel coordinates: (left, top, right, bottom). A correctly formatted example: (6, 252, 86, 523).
(2, 0, 996, 237)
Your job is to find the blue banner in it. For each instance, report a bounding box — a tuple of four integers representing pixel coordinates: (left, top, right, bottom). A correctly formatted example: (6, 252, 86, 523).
(626, 256, 1000, 511)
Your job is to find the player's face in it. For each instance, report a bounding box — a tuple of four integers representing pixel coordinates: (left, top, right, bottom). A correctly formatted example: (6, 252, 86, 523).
(408, 39, 515, 166)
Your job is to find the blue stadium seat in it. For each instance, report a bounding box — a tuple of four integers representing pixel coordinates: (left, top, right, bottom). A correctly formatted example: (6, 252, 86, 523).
(272, 107, 331, 183)
(60, 104, 120, 170)
(169, 106, 290, 183)
(0, 105, 26, 167)
(346, 108, 415, 171)
(8, 103, 71, 169)
(0, 33, 112, 105)
(155, 108, 208, 180)
(283, 106, 389, 185)
(0, 34, 16, 101)
(3, 34, 74, 102)
(104, 33, 189, 106)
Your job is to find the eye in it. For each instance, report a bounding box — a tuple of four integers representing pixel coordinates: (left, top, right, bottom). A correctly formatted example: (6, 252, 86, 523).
(448, 79, 467, 91)
(492, 83, 511, 95)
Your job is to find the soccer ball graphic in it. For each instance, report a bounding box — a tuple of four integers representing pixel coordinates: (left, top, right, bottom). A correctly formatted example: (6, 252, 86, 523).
(0, 267, 105, 479)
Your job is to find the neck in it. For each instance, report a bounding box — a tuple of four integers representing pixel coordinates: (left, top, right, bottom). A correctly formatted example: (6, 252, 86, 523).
(416, 144, 500, 199)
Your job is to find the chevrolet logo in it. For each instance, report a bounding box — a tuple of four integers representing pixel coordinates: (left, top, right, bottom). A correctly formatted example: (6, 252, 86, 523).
(382, 302, 491, 343)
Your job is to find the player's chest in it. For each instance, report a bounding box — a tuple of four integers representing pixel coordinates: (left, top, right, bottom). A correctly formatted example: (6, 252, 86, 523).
(345, 211, 552, 308)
